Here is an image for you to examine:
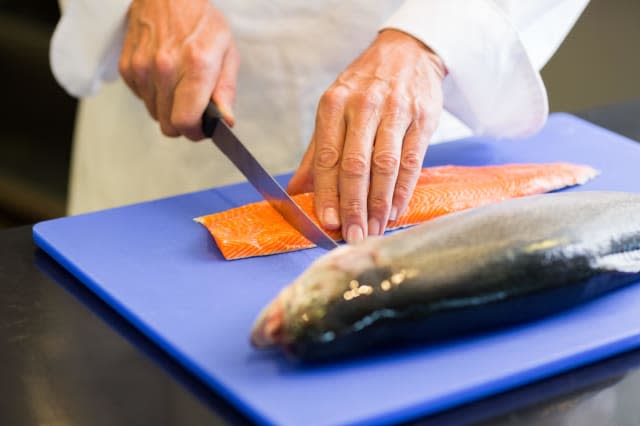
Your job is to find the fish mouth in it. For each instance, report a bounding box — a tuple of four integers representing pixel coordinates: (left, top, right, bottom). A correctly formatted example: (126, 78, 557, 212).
(251, 294, 284, 348)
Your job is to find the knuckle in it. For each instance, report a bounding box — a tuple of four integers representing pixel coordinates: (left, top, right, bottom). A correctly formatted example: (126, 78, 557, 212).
(368, 195, 391, 216)
(184, 45, 213, 72)
(413, 107, 430, 127)
(414, 104, 429, 123)
(118, 56, 130, 79)
(153, 51, 175, 77)
(386, 94, 409, 117)
(414, 101, 440, 127)
(394, 181, 412, 202)
(320, 86, 348, 111)
(372, 151, 399, 177)
(130, 54, 149, 81)
(413, 117, 429, 134)
(352, 90, 381, 111)
(419, 112, 439, 135)
(315, 146, 340, 170)
(400, 150, 423, 172)
(340, 154, 369, 179)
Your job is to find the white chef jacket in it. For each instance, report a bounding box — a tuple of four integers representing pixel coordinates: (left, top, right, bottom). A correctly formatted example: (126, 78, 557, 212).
(51, 0, 589, 214)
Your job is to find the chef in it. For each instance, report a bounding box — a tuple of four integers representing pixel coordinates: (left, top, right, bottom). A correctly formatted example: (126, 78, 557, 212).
(51, 0, 589, 241)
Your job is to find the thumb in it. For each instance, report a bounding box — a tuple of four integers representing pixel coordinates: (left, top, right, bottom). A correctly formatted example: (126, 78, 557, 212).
(287, 138, 316, 195)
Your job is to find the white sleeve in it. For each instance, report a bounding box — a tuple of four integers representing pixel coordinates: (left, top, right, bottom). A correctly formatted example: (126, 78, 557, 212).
(50, 0, 132, 97)
(381, 0, 589, 138)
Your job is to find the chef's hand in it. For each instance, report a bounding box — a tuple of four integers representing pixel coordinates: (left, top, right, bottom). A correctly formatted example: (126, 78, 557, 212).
(288, 29, 446, 242)
(119, 0, 238, 140)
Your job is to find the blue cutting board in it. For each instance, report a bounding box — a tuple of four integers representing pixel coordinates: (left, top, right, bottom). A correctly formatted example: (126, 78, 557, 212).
(34, 113, 640, 425)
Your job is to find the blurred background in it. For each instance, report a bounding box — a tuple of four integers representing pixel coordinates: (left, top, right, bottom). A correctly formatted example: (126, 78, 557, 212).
(0, 0, 638, 229)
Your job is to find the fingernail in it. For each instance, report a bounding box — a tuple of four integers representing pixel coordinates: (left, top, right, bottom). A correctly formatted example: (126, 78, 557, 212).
(346, 225, 364, 243)
(389, 206, 399, 222)
(322, 208, 340, 229)
(368, 218, 380, 236)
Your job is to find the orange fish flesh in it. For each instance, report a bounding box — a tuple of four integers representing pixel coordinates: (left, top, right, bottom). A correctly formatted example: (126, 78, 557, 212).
(195, 163, 598, 260)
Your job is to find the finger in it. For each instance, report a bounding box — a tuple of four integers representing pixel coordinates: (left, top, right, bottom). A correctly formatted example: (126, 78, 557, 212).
(212, 43, 240, 127)
(130, 26, 157, 120)
(119, 14, 141, 98)
(339, 96, 380, 242)
(391, 119, 431, 221)
(287, 138, 316, 195)
(313, 88, 348, 231)
(153, 50, 179, 137)
(119, 45, 139, 98)
(367, 112, 408, 236)
(134, 53, 157, 120)
(171, 42, 226, 141)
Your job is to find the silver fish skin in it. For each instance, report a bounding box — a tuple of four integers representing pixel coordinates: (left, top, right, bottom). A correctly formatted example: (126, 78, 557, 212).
(251, 192, 640, 362)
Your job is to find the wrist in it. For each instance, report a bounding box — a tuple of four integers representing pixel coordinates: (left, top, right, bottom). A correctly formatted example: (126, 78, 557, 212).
(377, 29, 448, 80)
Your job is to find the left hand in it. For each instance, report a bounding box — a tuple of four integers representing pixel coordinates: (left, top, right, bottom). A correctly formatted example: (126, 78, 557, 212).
(287, 29, 446, 242)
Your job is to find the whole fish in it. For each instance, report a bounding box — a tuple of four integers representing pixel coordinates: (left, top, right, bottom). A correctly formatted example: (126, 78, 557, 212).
(251, 192, 640, 362)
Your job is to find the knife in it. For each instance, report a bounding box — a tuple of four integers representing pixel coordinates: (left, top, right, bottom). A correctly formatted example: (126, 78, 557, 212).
(201, 102, 338, 250)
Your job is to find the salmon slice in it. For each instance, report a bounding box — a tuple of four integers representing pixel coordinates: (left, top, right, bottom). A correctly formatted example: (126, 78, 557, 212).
(195, 163, 598, 260)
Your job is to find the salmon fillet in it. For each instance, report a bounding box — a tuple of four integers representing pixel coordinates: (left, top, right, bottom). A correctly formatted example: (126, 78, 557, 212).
(195, 163, 598, 260)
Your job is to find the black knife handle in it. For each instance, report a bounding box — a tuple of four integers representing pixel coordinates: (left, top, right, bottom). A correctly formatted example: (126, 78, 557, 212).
(202, 101, 224, 137)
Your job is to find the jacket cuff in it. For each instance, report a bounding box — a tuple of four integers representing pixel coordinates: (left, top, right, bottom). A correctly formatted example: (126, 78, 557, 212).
(50, 0, 132, 97)
(381, 0, 548, 138)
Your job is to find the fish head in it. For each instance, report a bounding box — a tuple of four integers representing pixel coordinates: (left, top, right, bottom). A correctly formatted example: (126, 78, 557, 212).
(251, 287, 288, 348)
(251, 243, 379, 349)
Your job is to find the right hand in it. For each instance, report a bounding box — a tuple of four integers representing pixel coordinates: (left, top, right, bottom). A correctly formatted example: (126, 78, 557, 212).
(119, 0, 239, 140)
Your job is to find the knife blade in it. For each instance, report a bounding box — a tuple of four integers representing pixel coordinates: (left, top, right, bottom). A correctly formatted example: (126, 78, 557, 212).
(201, 102, 338, 250)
